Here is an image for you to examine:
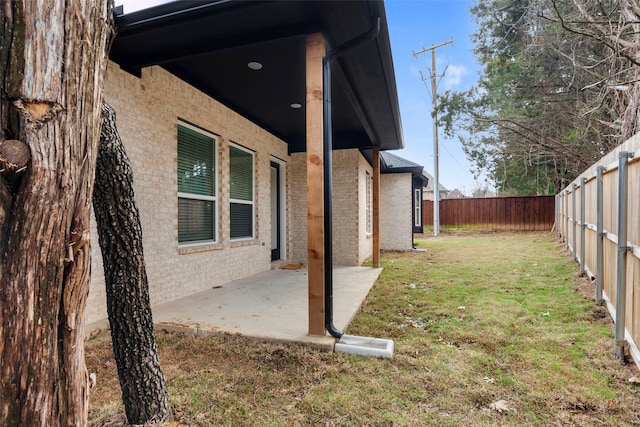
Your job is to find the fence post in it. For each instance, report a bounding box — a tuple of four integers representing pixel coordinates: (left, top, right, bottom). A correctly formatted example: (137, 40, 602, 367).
(556, 194, 560, 235)
(595, 165, 605, 304)
(564, 189, 569, 251)
(572, 183, 577, 260)
(580, 177, 586, 275)
(554, 194, 558, 234)
(615, 151, 633, 360)
(557, 193, 561, 237)
(558, 191, 567, 241)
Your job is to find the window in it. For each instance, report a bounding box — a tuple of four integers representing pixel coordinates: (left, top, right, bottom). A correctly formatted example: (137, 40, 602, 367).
(229, 144, 254, 239)
(414, 188, 422, 227)
(177, 122, 217, 244)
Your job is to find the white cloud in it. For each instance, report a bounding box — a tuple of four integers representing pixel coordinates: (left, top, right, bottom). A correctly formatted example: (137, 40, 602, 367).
(444, 64, 468, 90)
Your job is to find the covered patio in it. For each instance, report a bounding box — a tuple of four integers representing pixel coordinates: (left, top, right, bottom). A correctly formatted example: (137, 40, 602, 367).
(152, 266, 383, 351)
(105, 0, 403, 339)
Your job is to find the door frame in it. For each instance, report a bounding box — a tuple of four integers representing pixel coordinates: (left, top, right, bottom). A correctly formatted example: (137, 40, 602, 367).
(270, 158, 286, 261)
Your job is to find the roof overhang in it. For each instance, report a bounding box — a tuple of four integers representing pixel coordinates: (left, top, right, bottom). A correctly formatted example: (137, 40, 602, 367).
(111, 0, 404, 153)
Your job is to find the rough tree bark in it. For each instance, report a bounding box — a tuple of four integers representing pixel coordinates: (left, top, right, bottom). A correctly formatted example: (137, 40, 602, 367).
(0, 1, 113, 426)
(93, 103, 172, 425)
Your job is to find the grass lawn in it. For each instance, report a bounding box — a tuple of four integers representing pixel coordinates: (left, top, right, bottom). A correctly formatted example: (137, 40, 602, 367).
(87, 231, 640, 426)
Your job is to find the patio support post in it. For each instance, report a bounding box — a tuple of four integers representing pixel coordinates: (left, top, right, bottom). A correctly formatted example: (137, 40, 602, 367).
(372, 146, 380, 268)
(595, 165, 605, 304)
(615, 151, 633, 359)
(306, 32, 326, 336)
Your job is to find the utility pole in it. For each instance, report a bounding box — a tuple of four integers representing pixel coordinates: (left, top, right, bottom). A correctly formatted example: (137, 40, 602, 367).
(412, 38, 453, 236)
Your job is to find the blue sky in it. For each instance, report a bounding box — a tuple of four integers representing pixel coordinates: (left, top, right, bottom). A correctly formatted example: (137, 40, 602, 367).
(385, 0, 482, 194)
(120, 0, 483, 194)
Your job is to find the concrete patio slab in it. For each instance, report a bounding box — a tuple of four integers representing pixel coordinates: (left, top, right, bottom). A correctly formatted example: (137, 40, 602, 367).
(152, 266, 383, 351)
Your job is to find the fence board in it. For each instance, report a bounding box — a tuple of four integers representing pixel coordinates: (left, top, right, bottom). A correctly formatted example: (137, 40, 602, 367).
(603, 170, 617, 234)
(422, 196, 555, 231)
(633, 259, 640, 346)
(585, 228, 596, 278)
(603, 238, 617, 306)
(629, 160, 640, 244)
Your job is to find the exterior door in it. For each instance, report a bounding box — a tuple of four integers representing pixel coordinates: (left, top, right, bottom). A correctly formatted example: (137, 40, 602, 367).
(270, 161, 281, 260)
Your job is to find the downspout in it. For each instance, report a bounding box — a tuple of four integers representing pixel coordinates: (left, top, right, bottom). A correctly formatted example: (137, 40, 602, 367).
(323, 17, 381, 338)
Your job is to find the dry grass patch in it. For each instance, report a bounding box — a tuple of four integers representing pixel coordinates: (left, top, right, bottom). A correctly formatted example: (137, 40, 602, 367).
(87, 231, 640, 426)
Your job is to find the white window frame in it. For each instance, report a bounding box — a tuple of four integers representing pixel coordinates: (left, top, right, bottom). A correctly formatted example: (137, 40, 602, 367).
(229, 142, 255, 241)
(177, 121, 218, 247)
(414, 188, 422, 227)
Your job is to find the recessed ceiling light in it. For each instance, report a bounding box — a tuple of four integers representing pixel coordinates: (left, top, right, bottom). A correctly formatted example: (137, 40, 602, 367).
(247, 61, 263, 70)
(290, 103, 302, 109)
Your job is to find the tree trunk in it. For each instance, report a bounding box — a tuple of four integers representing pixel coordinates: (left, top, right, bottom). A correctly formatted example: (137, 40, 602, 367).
(0, 1, 113, 426)
(93, 103, 172, 425)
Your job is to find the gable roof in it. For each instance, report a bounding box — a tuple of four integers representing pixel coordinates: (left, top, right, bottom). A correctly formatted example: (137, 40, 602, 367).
(380, 151, 428, 186)
(111, 0, 404, 153)
(380, 151, 421, 172)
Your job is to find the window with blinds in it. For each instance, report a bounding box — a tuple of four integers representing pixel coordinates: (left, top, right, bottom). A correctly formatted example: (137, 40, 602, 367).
(229, 144, 254, 239)
(177, 122, 217, 243)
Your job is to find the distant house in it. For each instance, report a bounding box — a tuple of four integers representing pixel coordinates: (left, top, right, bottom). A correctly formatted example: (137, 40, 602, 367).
(447, 188, 466, 199)
(378, 152, 429, 247)
(86, 0, 404, 337)
(472, 187, 497, 198)
(422, 170, 449, 201)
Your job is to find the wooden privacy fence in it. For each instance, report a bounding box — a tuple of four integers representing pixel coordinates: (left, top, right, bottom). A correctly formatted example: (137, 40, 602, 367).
(556, 133, 640, 368)
(423, 196, 555, 231)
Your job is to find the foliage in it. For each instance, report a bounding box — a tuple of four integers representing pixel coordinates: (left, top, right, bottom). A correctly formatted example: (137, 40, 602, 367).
(440, 0, 640, 195)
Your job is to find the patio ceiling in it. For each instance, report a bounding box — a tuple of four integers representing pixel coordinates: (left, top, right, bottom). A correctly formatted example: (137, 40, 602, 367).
(111, 0, 404, 153)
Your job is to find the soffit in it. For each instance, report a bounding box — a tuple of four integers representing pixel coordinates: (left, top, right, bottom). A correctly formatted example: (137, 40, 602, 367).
(111, 0, 404, 152)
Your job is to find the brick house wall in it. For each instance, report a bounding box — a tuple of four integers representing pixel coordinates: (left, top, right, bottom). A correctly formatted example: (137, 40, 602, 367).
(87, 63, 291, 327)
(288, 152, 307, 265)
(357, 152, 374, 265)
(380, 173, 413, 251)
(288, 149, 373, 266)
(332, 150, 360, 265)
